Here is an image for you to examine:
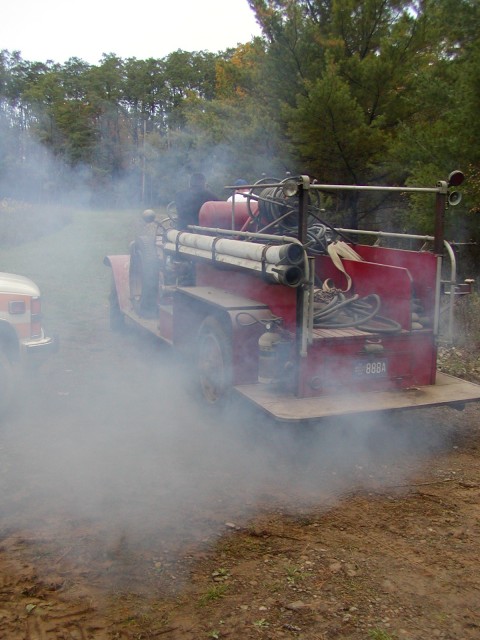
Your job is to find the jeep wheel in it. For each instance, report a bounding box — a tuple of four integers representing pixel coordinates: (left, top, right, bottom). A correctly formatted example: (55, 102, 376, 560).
(0, 350, 13, 415)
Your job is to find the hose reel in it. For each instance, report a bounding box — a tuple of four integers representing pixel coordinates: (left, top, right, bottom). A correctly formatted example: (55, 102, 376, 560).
(245, 177, 335, 255)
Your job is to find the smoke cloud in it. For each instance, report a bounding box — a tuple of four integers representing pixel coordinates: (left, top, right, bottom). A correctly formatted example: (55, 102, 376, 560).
(0, 332, 457, 573)
(0, 118, 461, 594)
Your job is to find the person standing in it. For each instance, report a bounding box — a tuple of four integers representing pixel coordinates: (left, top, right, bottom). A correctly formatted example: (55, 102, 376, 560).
(227, 178, 250, 203)
(175, 172, 219, 230)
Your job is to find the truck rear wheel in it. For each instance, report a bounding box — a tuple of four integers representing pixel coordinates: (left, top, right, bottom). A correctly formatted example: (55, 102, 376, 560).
(197, 317, 232, 404)
(129, 235, 160, 318)
(0, 350, 13, 415)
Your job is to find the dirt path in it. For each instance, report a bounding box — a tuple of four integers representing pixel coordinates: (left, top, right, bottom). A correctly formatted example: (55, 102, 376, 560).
(1, 322, 479, 639)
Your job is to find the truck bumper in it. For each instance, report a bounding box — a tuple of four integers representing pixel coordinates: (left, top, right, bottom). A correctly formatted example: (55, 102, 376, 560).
(234, 372, 480, 422)
(21, 333, 58, 362)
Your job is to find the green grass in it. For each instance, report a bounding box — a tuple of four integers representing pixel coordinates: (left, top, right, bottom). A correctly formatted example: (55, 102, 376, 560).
(198, 584, 228, 606)
(0, 207, 139, 336)
(368, 629, 396, 640)
(284, 563, 306, 585)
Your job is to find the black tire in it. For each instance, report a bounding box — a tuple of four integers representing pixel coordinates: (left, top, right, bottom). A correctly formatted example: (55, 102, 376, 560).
(109, 277, 125, 331)
(0, 350, 13, 415)
(197, 316, 233, 405)
(129, 235, 160, 318)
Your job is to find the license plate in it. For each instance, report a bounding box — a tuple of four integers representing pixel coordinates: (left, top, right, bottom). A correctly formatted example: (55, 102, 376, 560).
(354, 359, 388, 378)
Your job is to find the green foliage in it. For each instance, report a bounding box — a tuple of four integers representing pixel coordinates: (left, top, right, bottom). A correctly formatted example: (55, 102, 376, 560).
(286, 62, 385, 182)
(249, 0, 479, 232)
(1, 0, 479, 236)
(438, 293, 480, 383)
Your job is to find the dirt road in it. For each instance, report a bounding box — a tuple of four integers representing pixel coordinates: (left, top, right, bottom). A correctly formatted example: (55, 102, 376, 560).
(1, 318, 479, 639)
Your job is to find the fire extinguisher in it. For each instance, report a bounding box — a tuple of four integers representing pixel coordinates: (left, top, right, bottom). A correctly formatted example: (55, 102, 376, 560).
(258, 323, 283, 384)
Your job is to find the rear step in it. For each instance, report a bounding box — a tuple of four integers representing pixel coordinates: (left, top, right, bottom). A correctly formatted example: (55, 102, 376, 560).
(235, 372, 480, 422)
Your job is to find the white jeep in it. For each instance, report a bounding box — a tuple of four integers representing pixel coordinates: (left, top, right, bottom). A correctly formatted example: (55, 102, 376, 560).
(0, 271, 56, 413)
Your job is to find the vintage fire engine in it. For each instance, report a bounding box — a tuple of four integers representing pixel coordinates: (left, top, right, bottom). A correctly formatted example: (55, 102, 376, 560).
(105, 171, 480, 421)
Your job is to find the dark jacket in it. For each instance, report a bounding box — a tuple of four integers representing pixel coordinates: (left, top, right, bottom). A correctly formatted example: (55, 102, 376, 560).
(175, 187, 219, 229)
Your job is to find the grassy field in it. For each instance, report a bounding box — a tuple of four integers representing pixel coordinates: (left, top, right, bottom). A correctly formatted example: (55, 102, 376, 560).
(0, 207, 139, 336)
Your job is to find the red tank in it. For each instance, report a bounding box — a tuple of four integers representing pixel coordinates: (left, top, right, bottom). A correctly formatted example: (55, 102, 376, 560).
(199, 201, 258, 231)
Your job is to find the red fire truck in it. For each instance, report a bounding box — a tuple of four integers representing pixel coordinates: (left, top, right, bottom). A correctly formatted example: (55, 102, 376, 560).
(105, 171, 480, 421)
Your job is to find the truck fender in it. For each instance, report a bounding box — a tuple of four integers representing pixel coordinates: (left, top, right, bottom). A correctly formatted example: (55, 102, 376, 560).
(104, 255, 130, 313)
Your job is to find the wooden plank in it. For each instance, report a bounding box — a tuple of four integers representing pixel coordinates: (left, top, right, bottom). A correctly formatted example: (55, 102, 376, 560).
(312, 327, 371, 339)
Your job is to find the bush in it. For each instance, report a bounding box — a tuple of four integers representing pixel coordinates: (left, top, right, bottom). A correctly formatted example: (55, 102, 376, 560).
(438, 292, 480, 383)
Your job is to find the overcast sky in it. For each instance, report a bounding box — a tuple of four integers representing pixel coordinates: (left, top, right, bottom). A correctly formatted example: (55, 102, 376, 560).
(1, 0, 262, 64)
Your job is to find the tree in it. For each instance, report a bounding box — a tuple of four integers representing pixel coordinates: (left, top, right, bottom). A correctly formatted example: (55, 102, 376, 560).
(386, 0, 480, 243)
(247, 0, 475, 228)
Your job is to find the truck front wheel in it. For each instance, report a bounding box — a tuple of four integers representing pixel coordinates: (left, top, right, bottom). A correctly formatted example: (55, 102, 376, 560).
(197, 317, 232, 404)
(109, 277, 125, 331)
(129, 235, 160, 318)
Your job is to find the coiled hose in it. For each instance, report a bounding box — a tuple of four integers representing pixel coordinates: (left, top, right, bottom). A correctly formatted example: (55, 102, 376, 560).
(313, 290, 402, 333)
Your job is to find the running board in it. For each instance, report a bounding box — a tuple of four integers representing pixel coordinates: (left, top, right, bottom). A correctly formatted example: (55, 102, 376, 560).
(123, 307, 173, 345)
(234, 373, 480, 422)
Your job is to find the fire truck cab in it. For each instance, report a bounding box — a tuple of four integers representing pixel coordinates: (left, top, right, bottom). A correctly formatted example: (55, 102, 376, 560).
(105, 172, 480, 421)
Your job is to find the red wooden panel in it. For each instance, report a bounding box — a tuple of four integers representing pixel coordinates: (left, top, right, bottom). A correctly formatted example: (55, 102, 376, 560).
(355, 245, 437, 312)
